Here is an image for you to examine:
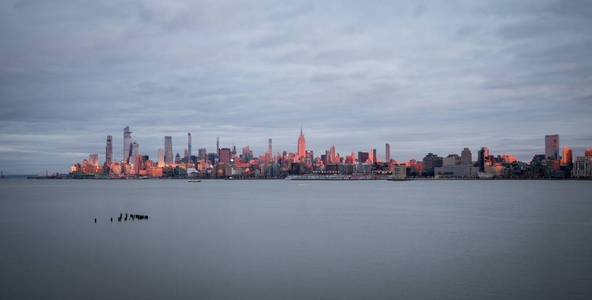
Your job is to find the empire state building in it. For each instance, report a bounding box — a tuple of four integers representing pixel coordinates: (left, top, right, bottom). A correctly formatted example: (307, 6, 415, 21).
(297, 128, 306, 159)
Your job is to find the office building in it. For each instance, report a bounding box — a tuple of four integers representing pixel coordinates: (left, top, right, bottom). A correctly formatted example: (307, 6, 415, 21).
(219, 148, 231, 164)
(164, 136, 173, 164)
(478, 147, 489, 172)
(268, 138, 272, 154)
(422, 153, 443, 176)
(461, 148, 472, 165)
(392, 164, 406, 179)
(123, 126, 132, 163)
(545, 134, 559, 160)
(131, 142, 139, 162)
(157, 148, 164, 167)
(562, 147, 572, 165)
(297, 128, 306, 159)
(358, 152, 369, 164)
(89, 154, 99, 167)
(385, 143, 390, 163)
(105, 135, 112, 164)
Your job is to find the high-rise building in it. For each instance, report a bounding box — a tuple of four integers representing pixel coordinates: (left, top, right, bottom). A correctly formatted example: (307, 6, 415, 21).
(242, 146, 253, 163)
(105, 135, 113, 164)
(157, 148, 164, 167)
(89, 154, 99, 166)
(216, 137, 220, 154)
(358, 152, 369, 164)
(585, 147, 592, 158)
(268, 138, 272, 154)
(297, 128, 306, 159)
(422, 153, 443, 176)
(123, 126, 132, 163)
(385, 143, 390, 163)
(131, 142, 140, 162)
(560, 147, 572, 165)
(545, 134, 559, 160)
(219, 148, 231, 164)
(198, 148, 207, 161)
(187, 133, 192, 158)
(164, 136, 173, 165)
(461, 148, 472, 165)
(330, 145, 336, 163)
(478, 147, 489, 172)
(372, 149, 377, 164)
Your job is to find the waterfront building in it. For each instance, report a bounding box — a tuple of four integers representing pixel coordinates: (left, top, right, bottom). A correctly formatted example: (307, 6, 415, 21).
(461, 148, 472, 165)
(105, 135, 113, 164)
(268, 138, 272, 154)
(385, 143, 390, 163)
(434, 164, 479, 178)
(164, 136, 173, 165)
(422, 153, 443, 176)
(443, 154, 460, 166)
(372, 149, 377, 164)
(572, 156, 592, 178)
(297, 128, 306, 159)
(157, 148, 164, 167)
(545, 134, 559, 160)
(562, 147, 573, 165)
(392, 164, 406, 180)
(586, 147, 592, 158)
(123, 126, 132, 163)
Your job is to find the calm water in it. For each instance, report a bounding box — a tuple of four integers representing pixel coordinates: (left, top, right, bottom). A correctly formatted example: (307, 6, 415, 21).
(1, 179, 591, 299)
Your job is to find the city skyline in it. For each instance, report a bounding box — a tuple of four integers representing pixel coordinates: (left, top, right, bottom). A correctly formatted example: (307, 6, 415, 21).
(1, 0, 592, 174)
(3, 124, 592, 174)
(63, 125, 591, 180)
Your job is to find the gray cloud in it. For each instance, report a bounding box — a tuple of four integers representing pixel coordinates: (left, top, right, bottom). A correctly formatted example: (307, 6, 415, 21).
(1, 0, 592, 174)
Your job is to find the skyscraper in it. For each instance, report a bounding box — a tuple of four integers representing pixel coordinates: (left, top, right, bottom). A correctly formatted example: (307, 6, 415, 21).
(89, 154, 99, 167)
(385, 143, 390, 163)
(219, 148, 231, 164)
(330, 145, 336, 163)
(461, 148, 472, 165)
(131, 141, 140, 162)
(157, 148, 164, 167)
(268, 138, 272, 154)
(105, 135, 113, 164)
(478, 147, 489, 172)
(545, 134, 559, 160)
(164, 136, 173, 165)
(358, 152, 369, 164)
(297, 128, 306, 159)
(123, 126, 132, 163)
(562, 147, 572, 165)
(187, 133, 192, 158)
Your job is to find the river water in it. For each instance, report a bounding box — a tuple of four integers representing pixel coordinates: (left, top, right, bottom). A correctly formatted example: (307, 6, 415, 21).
(1, 179, 591, 299)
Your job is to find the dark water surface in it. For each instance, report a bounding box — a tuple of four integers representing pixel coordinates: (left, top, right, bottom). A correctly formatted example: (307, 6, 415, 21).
(1, 179, 591, 299)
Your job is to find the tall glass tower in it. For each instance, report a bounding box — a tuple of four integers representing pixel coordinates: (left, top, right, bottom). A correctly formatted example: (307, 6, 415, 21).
(105, 135, 113, 164)
(164, 136, 173, 165)
(123, 126, 132, 163)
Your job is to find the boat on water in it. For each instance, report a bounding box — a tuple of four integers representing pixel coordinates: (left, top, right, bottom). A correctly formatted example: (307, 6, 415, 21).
(187, 179, 201, 182)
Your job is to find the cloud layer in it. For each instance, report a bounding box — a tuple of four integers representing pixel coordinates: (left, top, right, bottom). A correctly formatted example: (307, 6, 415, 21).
(1, 0, 591, 173)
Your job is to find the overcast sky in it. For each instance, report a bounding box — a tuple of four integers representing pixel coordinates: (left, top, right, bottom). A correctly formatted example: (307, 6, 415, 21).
(1, 0, 591, 174)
